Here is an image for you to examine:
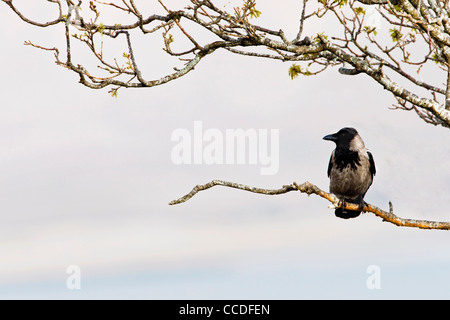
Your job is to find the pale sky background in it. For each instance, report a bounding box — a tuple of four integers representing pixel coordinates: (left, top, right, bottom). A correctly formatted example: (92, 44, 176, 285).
(0, 1, 449, 299)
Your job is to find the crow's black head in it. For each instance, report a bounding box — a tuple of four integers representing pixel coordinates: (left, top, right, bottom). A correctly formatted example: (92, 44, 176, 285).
(323, 127, 358, 149)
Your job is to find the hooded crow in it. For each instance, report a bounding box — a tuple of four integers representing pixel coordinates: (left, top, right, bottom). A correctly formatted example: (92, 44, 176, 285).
(323, 127, 376, 219)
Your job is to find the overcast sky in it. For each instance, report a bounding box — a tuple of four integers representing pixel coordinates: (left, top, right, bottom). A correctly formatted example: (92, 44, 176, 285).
(0, 1, 449, 299)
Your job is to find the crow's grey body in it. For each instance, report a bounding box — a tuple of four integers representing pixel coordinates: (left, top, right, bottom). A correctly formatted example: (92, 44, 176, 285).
(323, 128, 376, 219)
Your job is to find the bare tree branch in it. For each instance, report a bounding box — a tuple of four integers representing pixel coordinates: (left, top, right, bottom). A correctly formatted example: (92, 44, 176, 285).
(356, 0, 388, 4)
(2, 0, 63, 27)
(169, 180, 450, 230)
(3, 0, 450, 126)
(294, 0, 308, 43)
(446, 67, 450, 110)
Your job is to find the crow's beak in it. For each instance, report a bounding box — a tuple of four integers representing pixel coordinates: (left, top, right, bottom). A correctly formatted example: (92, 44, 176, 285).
(323, 133, 337, 142)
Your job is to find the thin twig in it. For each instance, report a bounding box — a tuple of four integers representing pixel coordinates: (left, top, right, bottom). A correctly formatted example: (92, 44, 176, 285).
(294, 0, 308, 43)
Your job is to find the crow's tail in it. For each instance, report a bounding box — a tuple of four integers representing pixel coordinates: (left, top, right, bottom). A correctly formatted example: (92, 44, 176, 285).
(335, 208, 361, 219)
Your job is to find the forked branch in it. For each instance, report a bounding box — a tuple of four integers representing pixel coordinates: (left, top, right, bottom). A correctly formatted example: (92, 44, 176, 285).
(169, 180, 450, 230)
